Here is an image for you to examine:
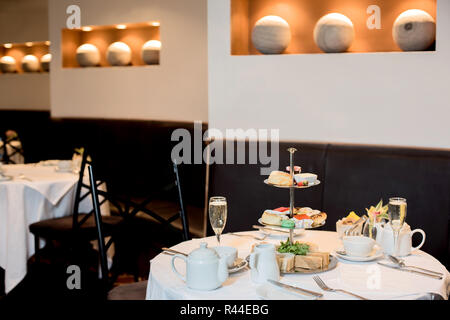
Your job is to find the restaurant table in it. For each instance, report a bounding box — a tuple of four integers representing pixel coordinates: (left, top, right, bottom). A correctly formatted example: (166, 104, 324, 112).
(146, 230, 450, 300)
(0, 163, 108, 294)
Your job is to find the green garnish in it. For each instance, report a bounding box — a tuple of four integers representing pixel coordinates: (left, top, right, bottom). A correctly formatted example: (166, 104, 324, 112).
(277, 240, 310, 255)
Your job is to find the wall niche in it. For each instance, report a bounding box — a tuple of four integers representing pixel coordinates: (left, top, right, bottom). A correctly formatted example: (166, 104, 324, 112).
(62, 21, 161, 68)
(231, 0, 437, 55)
(0, 41, 50, 74)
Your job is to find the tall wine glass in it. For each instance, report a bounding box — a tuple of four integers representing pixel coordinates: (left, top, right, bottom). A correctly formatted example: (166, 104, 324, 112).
(209, 196, 227, 244)
(388, 197, 407, 257)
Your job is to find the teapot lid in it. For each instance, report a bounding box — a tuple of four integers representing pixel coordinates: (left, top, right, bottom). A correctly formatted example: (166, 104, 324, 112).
(189, 242, 219, 261)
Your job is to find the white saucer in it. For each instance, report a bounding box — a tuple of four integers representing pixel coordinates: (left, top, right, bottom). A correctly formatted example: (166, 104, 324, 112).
(0, 175, 12, 182)
(228, 258, 248, 273)
(334, 246, 383, 262)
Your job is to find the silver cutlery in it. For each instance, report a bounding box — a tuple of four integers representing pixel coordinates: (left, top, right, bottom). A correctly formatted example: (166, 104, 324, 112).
(313, 275, 370, 300)
(377, 262, 443, 280)
(162, 247, 188, 256)
(252, 225, 293, 234)
(387, 255, 444, 277)
(268, 279, 323, 298)
(229, 232, 268, 241)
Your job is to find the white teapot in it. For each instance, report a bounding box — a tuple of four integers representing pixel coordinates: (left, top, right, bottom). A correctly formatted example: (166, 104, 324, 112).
(375, 222, 426, 257)
(171, 242, 228, 291)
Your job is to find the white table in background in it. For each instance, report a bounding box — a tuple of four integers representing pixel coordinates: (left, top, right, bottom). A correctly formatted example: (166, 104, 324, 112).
(0, 163, 107, 294)
(146, 230, 450, 300)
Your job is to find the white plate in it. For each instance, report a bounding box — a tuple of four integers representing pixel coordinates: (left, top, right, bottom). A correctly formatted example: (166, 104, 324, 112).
(228, 258, 248, 273)
(0, 175, 12, 182)
(264, 179, 321, 189)
(334, 246, 383, 262)
(258, 218, 324, 231)
(256, 283, 318, 300)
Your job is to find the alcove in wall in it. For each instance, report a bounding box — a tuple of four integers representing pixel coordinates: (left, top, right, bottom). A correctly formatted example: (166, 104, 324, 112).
(62, 21, 161, 68)
(0, 41, 50, 73)
(231, 0, 437, 55)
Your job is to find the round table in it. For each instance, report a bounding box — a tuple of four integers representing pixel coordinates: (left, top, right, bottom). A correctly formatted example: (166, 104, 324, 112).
(146, 230, 450, 300)
(0, 163, 107, 294)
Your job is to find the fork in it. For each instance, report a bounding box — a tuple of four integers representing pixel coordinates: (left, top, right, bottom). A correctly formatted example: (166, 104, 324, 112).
(313, 276, 370, 300)
(229, 232, 268, 241)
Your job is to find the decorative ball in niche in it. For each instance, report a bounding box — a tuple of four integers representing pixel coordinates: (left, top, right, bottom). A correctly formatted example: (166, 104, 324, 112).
(40, 53, 51, 72)
(106, 41, 132, 66)
(21, 54, 40, 72)
(251, 15, 291, 54)
(141, 40, 161, 65)
(393, 9, 436, 51)
(76, 43, 100, 67)
(0, 56, 17, 73)
(314, 13, 355, 53)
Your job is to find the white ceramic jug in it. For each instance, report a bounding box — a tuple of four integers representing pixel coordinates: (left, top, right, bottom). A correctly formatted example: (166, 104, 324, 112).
(249, 243, 280, 283)
(375, 223, 426, 256)
(171, 242, 228, 291)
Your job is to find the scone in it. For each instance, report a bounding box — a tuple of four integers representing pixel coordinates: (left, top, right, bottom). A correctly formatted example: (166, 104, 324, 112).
(268, 171, 293, 186)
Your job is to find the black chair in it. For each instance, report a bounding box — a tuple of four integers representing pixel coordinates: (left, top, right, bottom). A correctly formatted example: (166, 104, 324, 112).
(0, 134, 24, 164)
(29, 150, 124, 262)
(88, 165, 147, 300)
(88, 161, 190, 300)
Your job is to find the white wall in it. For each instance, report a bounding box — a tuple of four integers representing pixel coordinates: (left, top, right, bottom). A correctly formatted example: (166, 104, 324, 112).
(208, 0, 450, 149)
(49, 0, 208, 122)
(0, 0, 49, 110)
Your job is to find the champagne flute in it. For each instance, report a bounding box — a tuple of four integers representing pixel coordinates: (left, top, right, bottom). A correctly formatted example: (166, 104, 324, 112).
(388, 197, 407, 257)
(209, 196, 227, 244)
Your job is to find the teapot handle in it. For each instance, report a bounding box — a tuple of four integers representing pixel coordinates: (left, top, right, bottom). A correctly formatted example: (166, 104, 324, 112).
(171, 254, 187, 282)
(411, 229, 426, 252)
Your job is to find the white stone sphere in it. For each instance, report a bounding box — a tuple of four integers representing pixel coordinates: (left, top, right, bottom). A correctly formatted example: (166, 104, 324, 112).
(21, 54, 40, 72)
(40, 53, 51, 72)
(0, 56, 17, 73)
(393, 9, 436, 51)
(252, 15, 291, 54)
(106, 41, 132, 66)
(141, 40, 161, 65)
(314, 13, 355, 53)
(76, 43, 100, 67)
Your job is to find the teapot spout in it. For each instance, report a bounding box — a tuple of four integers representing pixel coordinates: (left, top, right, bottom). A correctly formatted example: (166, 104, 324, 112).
(218, 258, 229, 284)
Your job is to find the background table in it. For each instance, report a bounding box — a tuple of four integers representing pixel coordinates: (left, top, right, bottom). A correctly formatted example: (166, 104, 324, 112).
(0, 163, 106, 293)
(146, 230, 450, 300)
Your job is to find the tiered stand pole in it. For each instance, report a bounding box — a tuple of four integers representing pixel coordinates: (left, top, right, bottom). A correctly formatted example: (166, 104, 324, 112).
(288, 147, 297, 244)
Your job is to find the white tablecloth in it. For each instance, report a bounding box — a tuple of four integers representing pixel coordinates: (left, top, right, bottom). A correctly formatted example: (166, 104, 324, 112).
(0, 163, 105, 293)
(146, 231, 450, 300)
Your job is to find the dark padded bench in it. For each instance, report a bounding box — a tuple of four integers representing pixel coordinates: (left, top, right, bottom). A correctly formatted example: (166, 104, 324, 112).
(209, 141, 450, 267)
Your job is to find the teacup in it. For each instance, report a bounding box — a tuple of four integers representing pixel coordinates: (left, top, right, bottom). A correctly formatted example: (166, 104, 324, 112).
(343, 236, 375, 257)
(213, 246, 237, 268)
(58, 160, 72, 171)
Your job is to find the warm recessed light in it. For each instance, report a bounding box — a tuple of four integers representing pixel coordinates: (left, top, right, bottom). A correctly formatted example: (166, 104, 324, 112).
(116, 24, 127, 30)
(150, 21, 160, 27)
(82, 26, 93, 32)
(25, 42, 33, 47)
(4, 43, 12, 48)
(45, 41, 51, 46)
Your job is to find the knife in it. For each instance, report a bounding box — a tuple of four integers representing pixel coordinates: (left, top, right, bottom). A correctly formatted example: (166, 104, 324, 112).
(377, 262, 443, 280)
(252, 225, 293, 234)
(267, 279, 323, 298)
